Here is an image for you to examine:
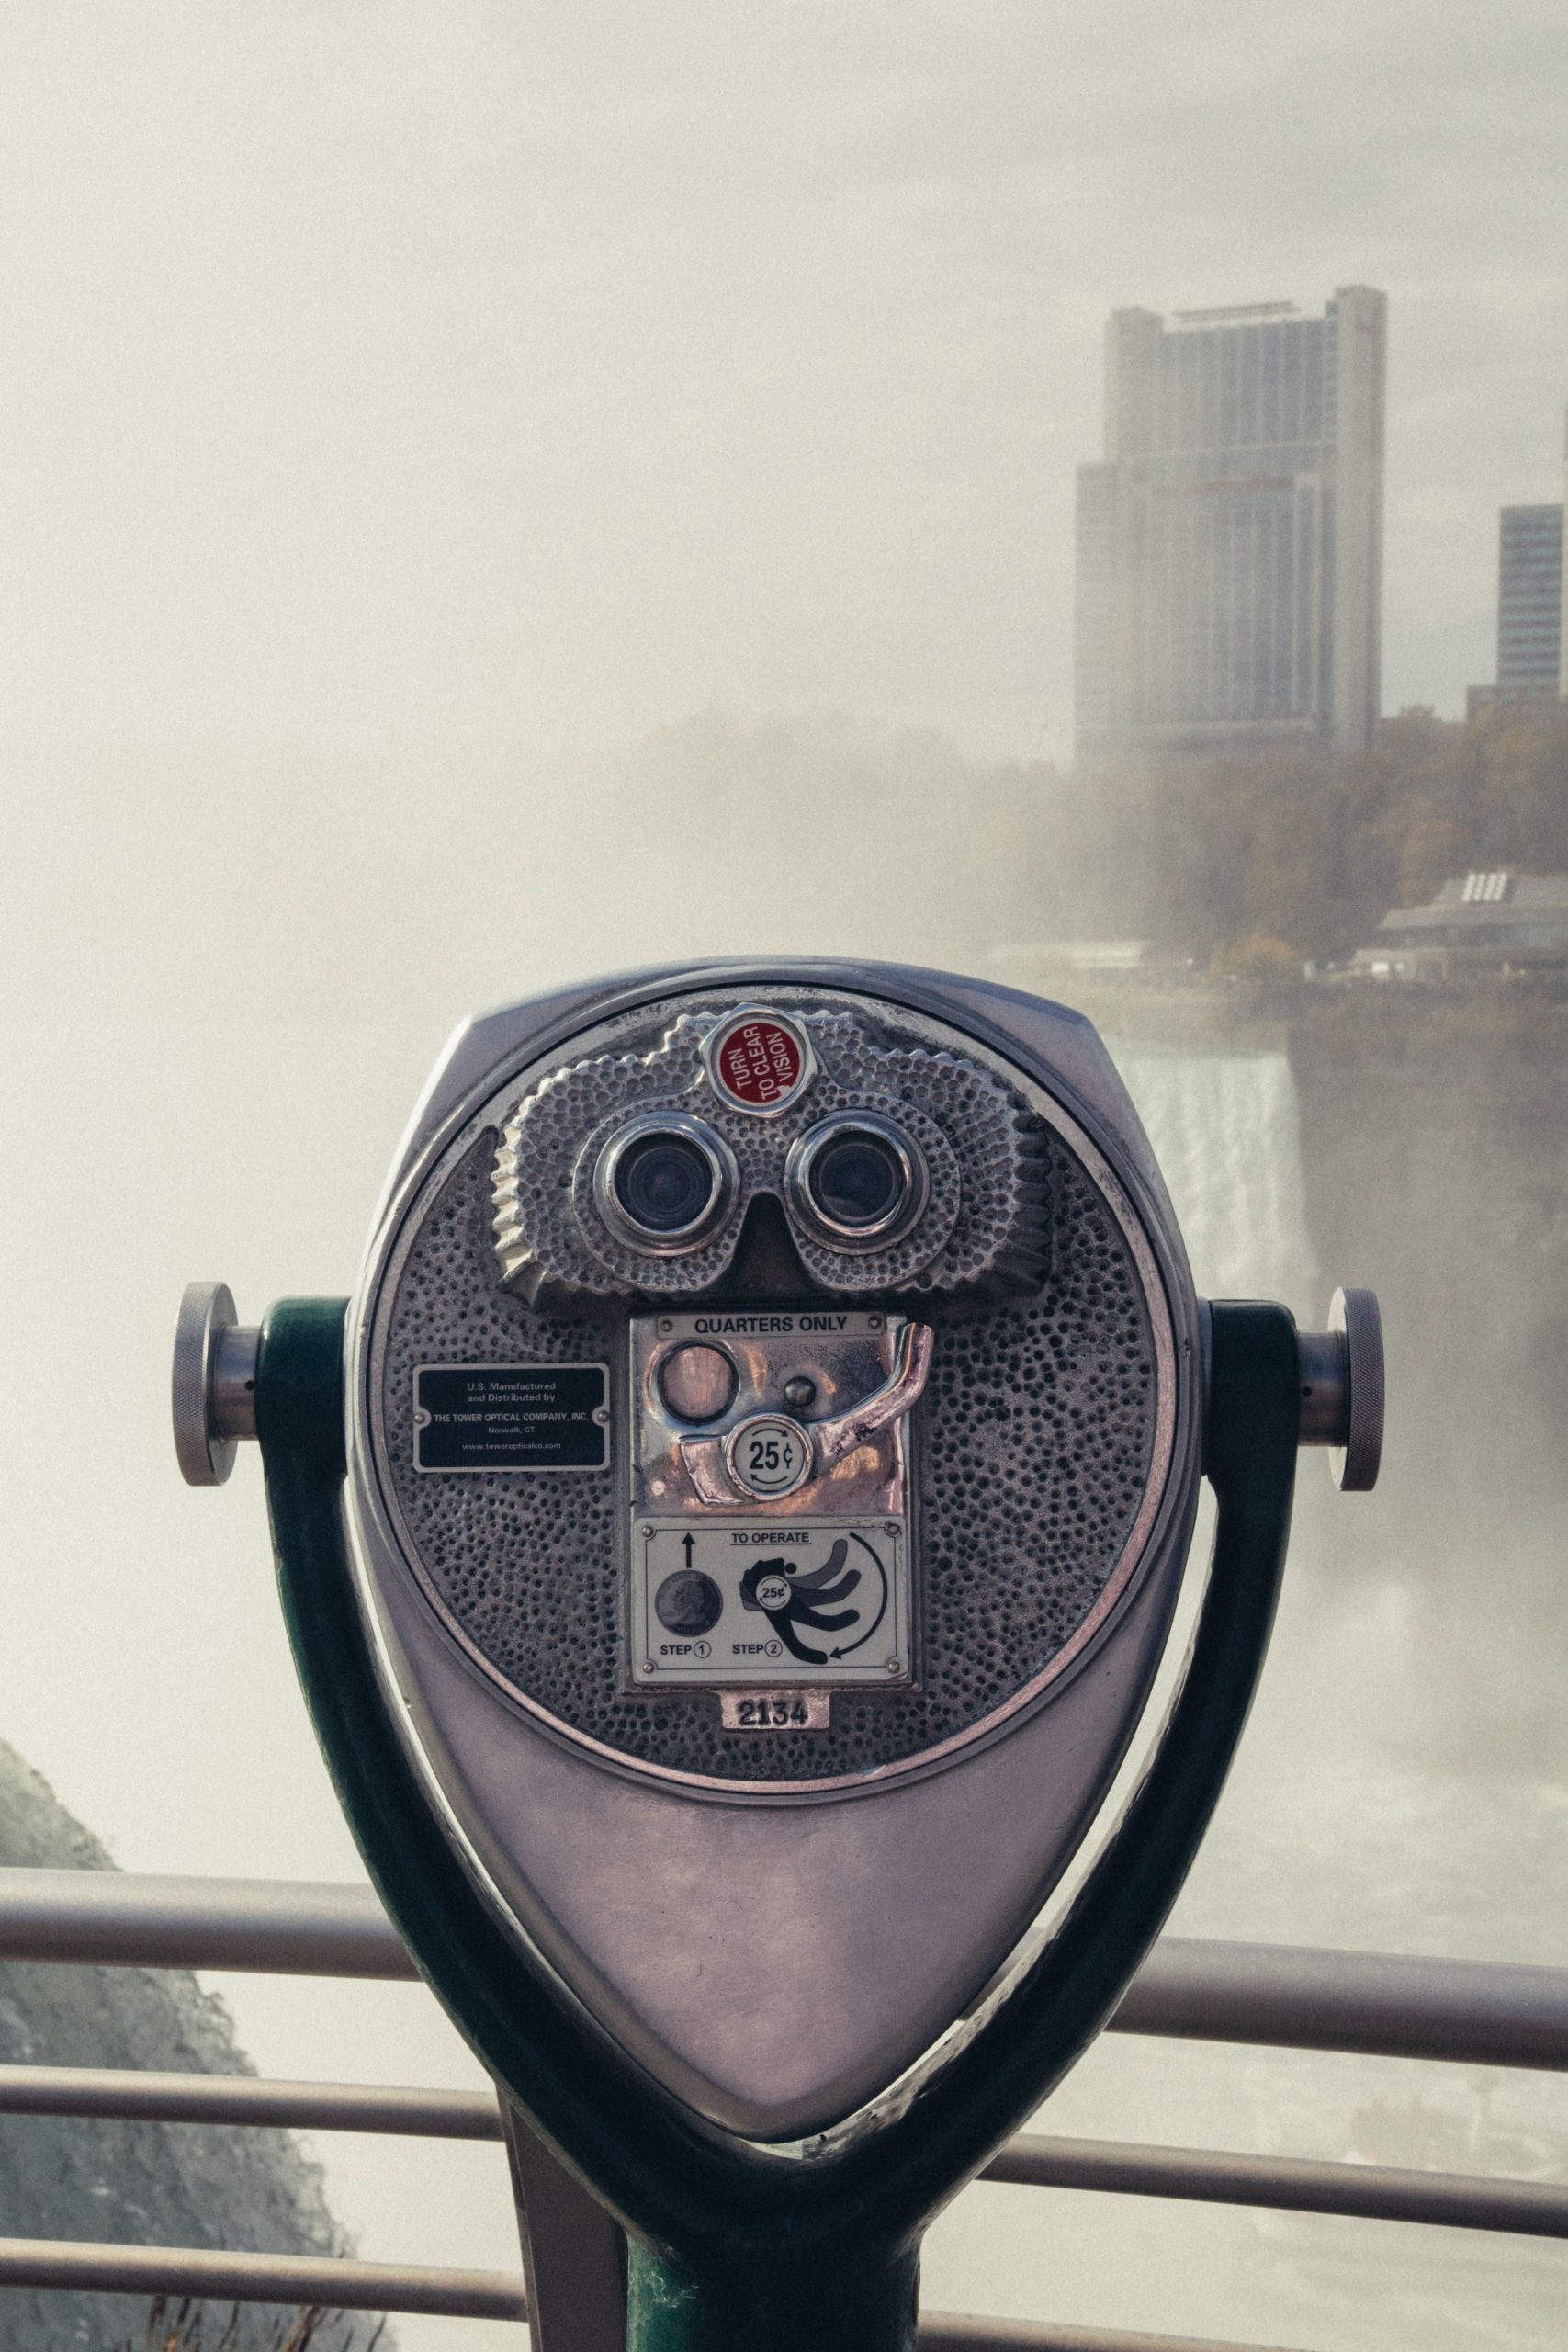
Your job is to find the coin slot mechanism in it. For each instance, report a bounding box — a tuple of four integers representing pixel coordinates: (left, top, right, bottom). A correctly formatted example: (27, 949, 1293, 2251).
(628, 1308, 922, 1697)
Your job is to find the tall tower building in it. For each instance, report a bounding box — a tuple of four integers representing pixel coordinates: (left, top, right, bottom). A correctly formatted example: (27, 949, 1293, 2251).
(1495, 503, 1562, 702)
(1075, 287, 1387, 765)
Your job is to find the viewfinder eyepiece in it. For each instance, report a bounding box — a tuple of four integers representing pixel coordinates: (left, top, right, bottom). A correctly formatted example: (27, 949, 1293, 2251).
(784, 1113, 930, 1250)
(593, 1114, 738, 1253)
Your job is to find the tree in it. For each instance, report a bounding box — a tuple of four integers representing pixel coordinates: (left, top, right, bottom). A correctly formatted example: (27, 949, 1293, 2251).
(1095, 703, 1568, 968)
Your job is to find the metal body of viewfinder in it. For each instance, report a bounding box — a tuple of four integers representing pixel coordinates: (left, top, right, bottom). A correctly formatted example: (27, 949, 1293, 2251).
(174, 957, 1382, 2352)
(336, 972, 1194, 2140)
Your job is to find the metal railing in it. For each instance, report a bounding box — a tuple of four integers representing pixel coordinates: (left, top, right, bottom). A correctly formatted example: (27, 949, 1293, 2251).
(2, 1866, 1565, 2349)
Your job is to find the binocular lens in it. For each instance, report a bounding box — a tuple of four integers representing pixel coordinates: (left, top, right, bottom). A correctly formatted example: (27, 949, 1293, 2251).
(786, 1114, 929, 1250)
(593, 1114, 739, 1253)
(615, 1135, 716, 1234)
(812, 1132, 906, 1228)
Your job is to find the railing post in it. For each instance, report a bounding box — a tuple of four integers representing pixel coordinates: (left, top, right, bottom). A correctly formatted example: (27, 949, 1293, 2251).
(502, 2099, 627, 2352)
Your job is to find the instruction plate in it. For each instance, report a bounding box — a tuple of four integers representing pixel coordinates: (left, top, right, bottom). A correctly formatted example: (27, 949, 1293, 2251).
(630, 1518, 910, 1688)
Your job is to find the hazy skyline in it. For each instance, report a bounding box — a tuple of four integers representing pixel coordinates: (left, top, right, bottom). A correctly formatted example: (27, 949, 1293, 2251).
(1, 2, 1564, 768)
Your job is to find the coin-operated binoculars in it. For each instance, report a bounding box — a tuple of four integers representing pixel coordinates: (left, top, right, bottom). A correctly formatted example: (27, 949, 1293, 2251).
(174, 961, 1382, 2352)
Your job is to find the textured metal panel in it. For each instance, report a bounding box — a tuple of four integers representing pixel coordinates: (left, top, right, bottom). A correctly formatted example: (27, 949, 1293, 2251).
(361, 1521, 1188, 2134)
(491, 1006, 1049, 1301)
(367, 988, 1169, 1789)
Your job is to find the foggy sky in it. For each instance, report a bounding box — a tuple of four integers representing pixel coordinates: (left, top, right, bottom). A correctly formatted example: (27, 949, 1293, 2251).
(1, 0, 1564, 775)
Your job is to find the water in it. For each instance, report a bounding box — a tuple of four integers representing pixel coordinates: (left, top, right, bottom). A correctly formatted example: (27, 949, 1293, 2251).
(1116, 1046, 1319, 1316)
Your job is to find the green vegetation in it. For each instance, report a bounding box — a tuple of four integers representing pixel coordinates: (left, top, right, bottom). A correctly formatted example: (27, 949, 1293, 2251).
(584, 702, 1567, 987)
(1122, 701, 1568, 971)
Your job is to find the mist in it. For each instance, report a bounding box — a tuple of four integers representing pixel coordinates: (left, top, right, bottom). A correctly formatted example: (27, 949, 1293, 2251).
(1, 718, 1072, 1024)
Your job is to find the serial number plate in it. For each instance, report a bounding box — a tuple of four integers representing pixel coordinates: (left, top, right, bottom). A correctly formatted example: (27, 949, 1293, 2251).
(719, 1691, 831, 1730)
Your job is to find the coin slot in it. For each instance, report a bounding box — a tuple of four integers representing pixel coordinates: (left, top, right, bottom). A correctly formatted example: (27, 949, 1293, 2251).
(659, 1342, 739, 1424)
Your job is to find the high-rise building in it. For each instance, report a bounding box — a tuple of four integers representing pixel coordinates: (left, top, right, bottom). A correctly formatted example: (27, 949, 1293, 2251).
(1075, 287, 1386, 765)
(1495, 502, 1562, 701)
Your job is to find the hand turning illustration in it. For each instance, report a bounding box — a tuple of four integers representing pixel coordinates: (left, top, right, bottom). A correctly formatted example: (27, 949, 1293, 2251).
(739, 1540, 863, 1663)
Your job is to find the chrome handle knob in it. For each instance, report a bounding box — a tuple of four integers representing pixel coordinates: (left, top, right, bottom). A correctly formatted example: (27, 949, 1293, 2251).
(172, 1282, 260, 1487)
(1297, 1286, 1384, 1491)
(811, 1321, 934, 1472)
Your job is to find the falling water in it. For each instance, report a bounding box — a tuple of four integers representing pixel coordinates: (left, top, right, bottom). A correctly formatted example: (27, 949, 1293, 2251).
(1114, 1046, 1317, 1315)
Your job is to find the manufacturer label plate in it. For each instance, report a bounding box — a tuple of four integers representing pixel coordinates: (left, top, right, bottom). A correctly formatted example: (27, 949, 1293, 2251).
(630, 1518, 910, 1687)
(414, 1364, 609, 1473)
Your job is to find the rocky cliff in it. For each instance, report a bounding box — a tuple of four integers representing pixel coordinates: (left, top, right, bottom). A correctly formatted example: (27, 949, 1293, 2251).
(0, 1740, 384, 2350)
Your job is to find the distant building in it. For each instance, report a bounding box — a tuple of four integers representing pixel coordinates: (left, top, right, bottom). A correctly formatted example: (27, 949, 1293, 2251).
(1075, 288, 1386, 766)
(1351, 871, 1568, 980)
(1496, 503, 1562, 700)
(989, 940, 1154, 985)
(1466, 409, 1567, 716)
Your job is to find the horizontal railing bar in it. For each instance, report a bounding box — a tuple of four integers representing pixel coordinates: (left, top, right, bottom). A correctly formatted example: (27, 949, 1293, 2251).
(1118, 1938, 1568, 2072)
(6, 2060, 1562, 2245)
(0, 2065, 502, 2140)
(921, 2322, 1305, 2352)
(983, 2132, 1568, 2238)
(0, 2241, 1298, 2351)
(0, 1871, 414, 1979)
(0, 2239, 525, 2321)
(2, 1870, 1565, 2074)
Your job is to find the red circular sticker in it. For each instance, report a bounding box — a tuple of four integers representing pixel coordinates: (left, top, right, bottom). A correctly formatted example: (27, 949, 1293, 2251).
(706, 1012, 811, 1113)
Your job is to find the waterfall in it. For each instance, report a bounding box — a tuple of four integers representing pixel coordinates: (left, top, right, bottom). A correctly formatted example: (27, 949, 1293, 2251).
(1112, 1046, 1317, 1317)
